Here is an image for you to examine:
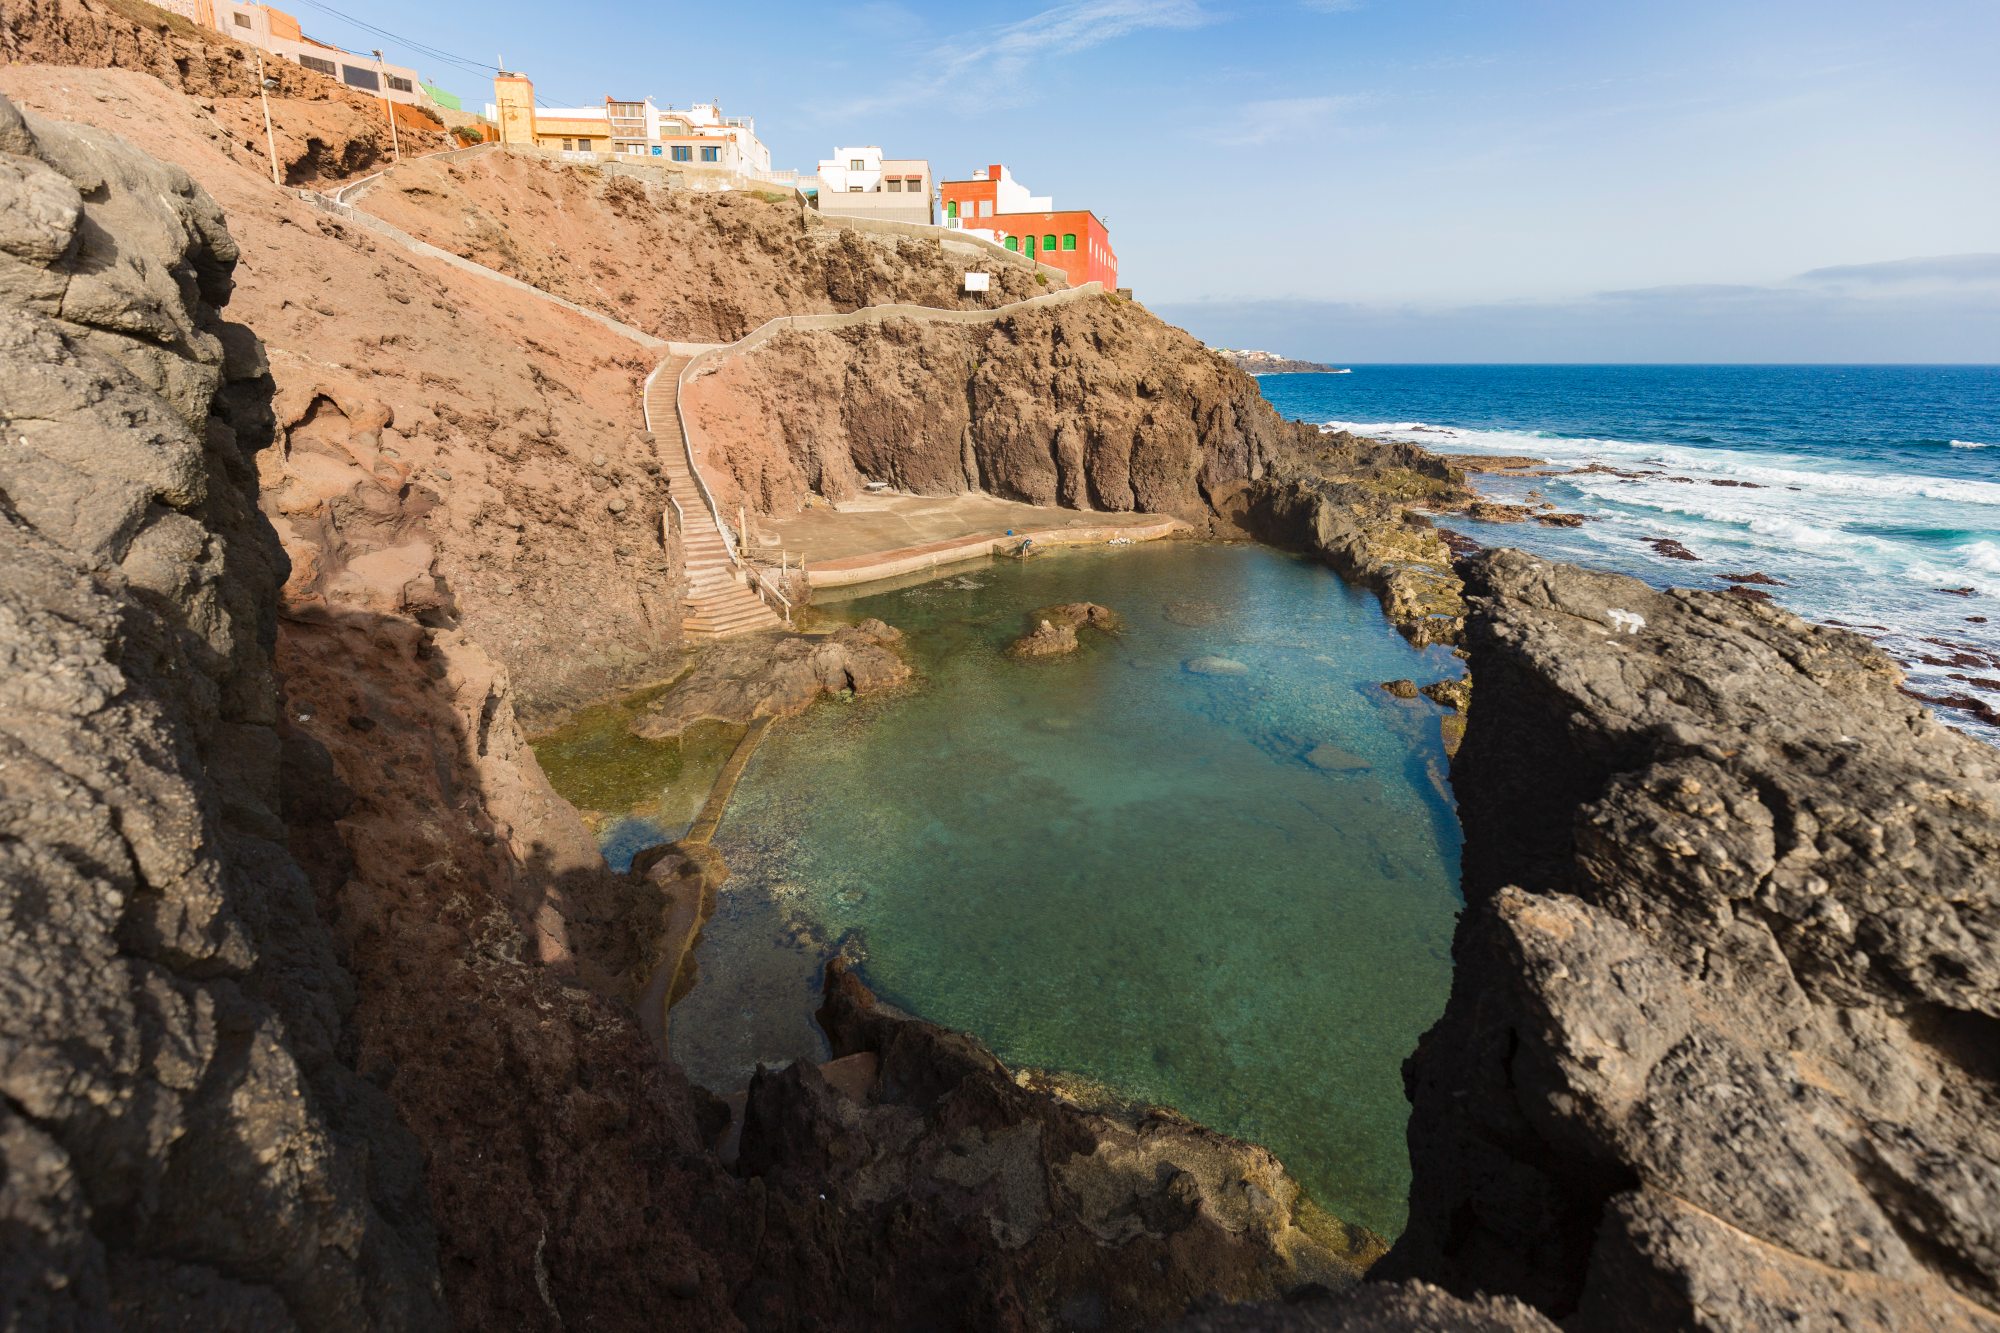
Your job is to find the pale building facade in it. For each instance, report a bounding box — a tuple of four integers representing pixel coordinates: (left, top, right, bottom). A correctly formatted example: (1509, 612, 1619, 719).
(488, 79, 774, 176)
(812, 146, 934, 224)
(157, 0, 430, 108)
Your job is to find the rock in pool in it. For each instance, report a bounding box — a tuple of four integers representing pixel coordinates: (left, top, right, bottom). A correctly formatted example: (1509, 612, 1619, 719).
(1008, 602, 1120, 658)
(1420, 678, 1471, 711)
(1380, 678, 1420, 700)
(1184, 655, 1249, 677)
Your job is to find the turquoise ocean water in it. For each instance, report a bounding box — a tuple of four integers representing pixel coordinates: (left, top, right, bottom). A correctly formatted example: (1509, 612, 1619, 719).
(1258, 364, 2000, 740)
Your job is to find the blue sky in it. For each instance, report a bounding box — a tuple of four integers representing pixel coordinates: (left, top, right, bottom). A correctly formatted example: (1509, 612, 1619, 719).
(291, 0, 1999, 361)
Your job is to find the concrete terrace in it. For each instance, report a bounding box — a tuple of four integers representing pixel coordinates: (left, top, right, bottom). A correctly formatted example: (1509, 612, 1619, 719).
(754, 492, 1186, 588)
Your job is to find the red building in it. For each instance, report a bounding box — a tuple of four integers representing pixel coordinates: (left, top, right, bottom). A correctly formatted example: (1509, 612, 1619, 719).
(940, 164, 1119, 290)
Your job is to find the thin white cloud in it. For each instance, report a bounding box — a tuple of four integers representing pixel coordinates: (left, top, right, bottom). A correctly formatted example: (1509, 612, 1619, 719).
(1202, 95, 1358, 147)
(827, 0, 1216, 115)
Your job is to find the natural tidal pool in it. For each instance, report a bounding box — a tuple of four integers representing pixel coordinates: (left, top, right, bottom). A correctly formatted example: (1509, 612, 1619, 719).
(662, 541, 1465, 1238)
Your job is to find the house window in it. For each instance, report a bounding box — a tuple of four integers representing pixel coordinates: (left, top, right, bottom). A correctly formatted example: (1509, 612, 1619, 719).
(1063, 234, 1077, 251)
(1043, 234, 1057, 250)
(849, 159, 865, 171)
(651, 145, 663, 156)
(849, 185, 862, 192)
(977, 200, 991, 217)
(886, 179, 901, 192)
(299, 55, 336, 76)
(341, 65, 380, 91)
(233, 11, 250, 26)
(906, 176, 922, 190)
(947, 200, 958, 218)
(1005, 236, 1019, 251)
(672, 145, 692, 161)
(386, 74, 413, 93)
(701, 146, 720, 162)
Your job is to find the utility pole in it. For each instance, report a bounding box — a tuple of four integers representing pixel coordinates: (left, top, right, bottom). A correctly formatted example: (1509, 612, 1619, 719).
(254, 50, 281, 186)
(373, 49, 401, 162)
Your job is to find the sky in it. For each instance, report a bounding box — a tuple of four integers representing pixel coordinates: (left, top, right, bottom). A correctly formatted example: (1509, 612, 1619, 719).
(289, 0, 2000, 361)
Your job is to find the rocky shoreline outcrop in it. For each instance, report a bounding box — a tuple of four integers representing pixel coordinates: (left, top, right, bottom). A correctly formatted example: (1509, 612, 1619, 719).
(1234, 430, 1474, 647)
(1376, 550, 2000, 1329)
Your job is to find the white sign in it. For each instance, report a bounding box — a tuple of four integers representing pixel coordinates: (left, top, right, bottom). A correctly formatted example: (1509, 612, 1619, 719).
(963, 271, 991, 293)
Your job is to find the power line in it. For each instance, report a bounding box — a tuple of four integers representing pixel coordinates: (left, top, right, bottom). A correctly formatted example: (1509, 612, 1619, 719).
(287, 0, 595, 109)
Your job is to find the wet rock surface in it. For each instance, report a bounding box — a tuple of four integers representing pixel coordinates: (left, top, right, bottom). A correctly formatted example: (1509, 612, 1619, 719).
(1377, 549, 2000, 1329)
(632, 619, 909, 738)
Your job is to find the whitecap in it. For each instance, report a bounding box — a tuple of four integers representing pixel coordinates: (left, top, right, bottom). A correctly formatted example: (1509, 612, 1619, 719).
(1951, 439, 1990, 450)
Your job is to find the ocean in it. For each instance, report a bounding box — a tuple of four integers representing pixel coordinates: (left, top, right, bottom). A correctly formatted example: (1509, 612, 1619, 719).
(1255, 365, 2000, 742)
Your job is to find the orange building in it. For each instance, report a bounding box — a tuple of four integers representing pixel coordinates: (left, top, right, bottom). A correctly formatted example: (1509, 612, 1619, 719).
(940, 164, 1118, 290)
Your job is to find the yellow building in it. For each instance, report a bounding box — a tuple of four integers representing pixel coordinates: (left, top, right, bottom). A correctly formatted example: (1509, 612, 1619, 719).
(493, 72, 540, 146)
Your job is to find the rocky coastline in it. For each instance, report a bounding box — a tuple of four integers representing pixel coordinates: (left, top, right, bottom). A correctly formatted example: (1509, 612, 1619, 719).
(4, 20, 1998, 1329)
(1211, 348, 1346, 375)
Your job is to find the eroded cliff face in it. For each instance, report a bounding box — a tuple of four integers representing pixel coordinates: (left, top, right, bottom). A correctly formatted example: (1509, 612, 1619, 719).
(360, 149, 1055, 342)
(1, 0, 455, 183)
(683, 295, 1324, 525)
(1380, 550, 2000, 1329)
(0, 92, 442, 1327)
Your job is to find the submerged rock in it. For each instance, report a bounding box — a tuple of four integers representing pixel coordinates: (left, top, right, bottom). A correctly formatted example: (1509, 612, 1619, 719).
(726, 959, 1387, 1325)
(1380, 679, 1421, 700)
(1646, 537, 1700, 561)
(633, 619, 908, 738)
(1186, 655, 1250, 676)
(1304, 743, 1371, 773)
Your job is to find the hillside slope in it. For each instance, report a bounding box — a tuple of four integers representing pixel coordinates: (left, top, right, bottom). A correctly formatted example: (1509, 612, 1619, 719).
(361, 148, 1055, 341)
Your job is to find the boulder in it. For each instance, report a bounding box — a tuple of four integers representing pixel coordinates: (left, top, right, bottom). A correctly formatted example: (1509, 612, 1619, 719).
(1008, 601, 1120, 657)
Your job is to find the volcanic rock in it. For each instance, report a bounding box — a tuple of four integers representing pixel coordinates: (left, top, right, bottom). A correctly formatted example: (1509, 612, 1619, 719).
(0, 92, 441, 1325)
(1009, 601, 1121, 657)
(1380, 679, 1421, 700)
(1645, 537, 1699, 560)
(1420, 678, 1472, 712)
(632, 619, 908, 738)
(1381, 549, 2000, 1329)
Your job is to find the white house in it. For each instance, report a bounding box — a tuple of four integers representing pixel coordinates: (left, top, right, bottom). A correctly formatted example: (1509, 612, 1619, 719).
(812, 146, 934, 224)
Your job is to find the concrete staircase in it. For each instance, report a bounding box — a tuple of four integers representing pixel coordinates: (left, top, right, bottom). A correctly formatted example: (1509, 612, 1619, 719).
(645, 358, 783, 639)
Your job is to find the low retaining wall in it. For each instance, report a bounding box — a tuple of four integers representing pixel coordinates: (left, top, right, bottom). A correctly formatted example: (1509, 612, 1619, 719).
(804, 515, 1190, 588)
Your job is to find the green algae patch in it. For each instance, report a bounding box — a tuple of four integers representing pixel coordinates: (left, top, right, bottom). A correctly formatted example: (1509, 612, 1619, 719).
(531, 681, 743, 846)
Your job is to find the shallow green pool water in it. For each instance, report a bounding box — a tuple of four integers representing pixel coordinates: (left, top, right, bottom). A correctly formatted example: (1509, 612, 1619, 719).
(664, 542, 1464, 1238)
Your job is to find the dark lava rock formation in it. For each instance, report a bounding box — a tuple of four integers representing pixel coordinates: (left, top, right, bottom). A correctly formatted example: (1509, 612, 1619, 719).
(0, 94, 442, 1325)
(1379, 550, 2000, 1329)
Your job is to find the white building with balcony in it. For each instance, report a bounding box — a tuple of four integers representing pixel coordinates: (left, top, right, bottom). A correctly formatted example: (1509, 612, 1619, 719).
(812, 146, 934, 224)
